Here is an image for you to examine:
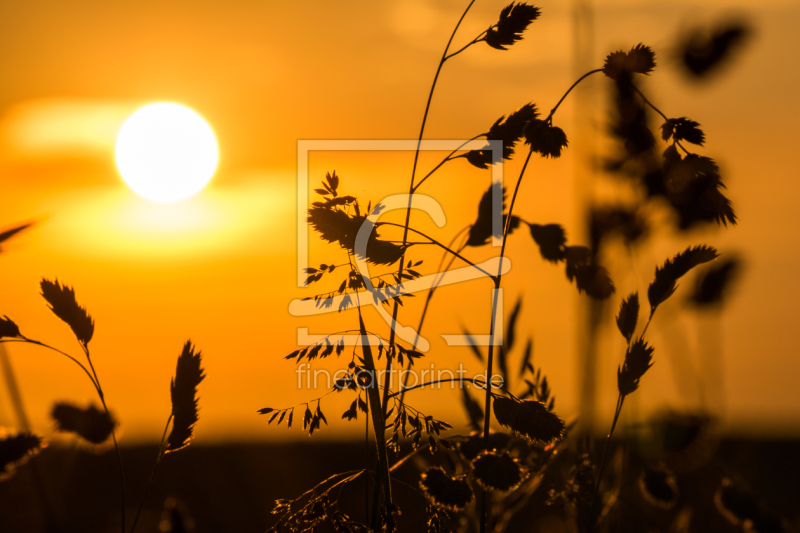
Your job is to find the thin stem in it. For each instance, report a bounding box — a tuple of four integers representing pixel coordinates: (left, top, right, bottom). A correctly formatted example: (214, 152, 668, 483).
(389, 475, 429, 500)
(480, 286, 501, 533)
(389, 377, 515, 399)
(546, 69, 604, 121)
(502, 150, 534, 239)
(353, 292, 393, 529)
(375, 222, 496, 280)
(275, 471, 366, 530)
(83, 344, 126, 533)
(444, 32, 486, 61)
(480, 148, 536, 533)
(589, 393, 626, 532)
(130, 414, 172, 533)
(2, 338, 99, 392)
(398, 231, 469, 407)
(641, 311, 655, 337)
(370, 2, 477, 525)
(412, 135, 483, 193)
(631, 84, 668, 122)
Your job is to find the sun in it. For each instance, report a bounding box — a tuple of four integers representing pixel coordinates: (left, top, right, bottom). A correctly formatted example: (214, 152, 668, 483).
(115, 103, 219, 203)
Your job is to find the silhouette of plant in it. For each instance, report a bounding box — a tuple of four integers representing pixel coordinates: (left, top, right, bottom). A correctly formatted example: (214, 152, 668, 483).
(261, 2, 744, 532)
(0, 279, 206, 533)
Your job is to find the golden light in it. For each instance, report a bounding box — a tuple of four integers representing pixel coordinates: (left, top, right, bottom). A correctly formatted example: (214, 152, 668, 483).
(115, 103, 219, 203)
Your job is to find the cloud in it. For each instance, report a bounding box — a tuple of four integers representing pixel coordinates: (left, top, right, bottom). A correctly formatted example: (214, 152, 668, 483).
(0, 98, 138, 159)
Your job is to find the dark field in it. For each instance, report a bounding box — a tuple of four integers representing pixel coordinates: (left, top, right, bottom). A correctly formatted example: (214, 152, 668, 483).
(2, 438, 798, 532)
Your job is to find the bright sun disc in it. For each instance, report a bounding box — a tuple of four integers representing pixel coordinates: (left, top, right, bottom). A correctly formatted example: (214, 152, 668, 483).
(115, 103, 218, 203)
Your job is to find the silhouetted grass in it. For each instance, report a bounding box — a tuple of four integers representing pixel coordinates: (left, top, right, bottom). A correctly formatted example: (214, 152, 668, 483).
(0, 1, 782, 532)
(254, 2, 766, 532)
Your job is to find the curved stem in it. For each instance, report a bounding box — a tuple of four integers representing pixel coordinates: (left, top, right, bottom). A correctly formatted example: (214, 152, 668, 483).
(412, 134, 484, 193)
(480, 148, 535, 533)
(275, 471, 366, 530)
(398, 230, 469, 407)
(589, 393, 626, 531)
(389, 377, 516, 400)
(631, 84, 668, 122)
(364, 400, 370, 525)
(444, 32, 486, 61)
(503, 150, 534, 239)
(3, 338, 99, 392)
(130, 414, 172, 533)
(82, 345, 126, 533)
(409, 0, 476, 195)
(375, 222, 495, 280)
(546, 69, 604, 121)
(353, 292, 393, 527)
(641, 311, 655, 337)
(371, 2, 477, 526)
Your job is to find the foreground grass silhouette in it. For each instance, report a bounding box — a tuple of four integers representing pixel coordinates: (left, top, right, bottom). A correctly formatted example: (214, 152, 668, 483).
(0, 1, 780, 532)
(256, 2, 754, 532)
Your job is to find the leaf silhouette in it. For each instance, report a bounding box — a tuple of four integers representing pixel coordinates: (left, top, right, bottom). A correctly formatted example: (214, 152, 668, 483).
(0, 431, 43, 480)
(325, 170, 339, 197)
(40, 278, 94, 345)
(615, 293, 639, 343)
(573, 263, 615, 300)
(662, 151, 736, 229)
(419, 467, 474, 510)
(505, 296, 522, 355)
(523, 119, 568, 158)
(466, 104, 538, 168)
(603, 43, 656, 80)
(690, 257, 740, 307)
(461, 328, 484, 363)
(679, 23, 750, 78)
(564, 245, 591, 279)
(648, 245, 718, 312)
(610, 75, 656, 157)
(308, 200, 405, 266)
(590, 206, 647, 252)
(472, 451, 524, 491)
(518, 338, 533, 378)
(0, 316, 20, 339)
(492, 397, 564, 444)
(563, 246, 616, 299)
(166, 341, 205, 453)
(467, 183, 513, 247)
(617, 337, 655, 397)
(0, 222, 33, 252)
(661, 118, 705, 146)
(639, 468, 679, 510)
(527, 223, 567, 262)
(51, 402, 116, 444)
(460, 387, 484, 432)
(458, 432, 511, 462)
(485, 3, 541, 51)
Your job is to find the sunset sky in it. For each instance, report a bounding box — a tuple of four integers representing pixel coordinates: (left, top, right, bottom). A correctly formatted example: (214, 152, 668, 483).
(0, 0, 798, 444)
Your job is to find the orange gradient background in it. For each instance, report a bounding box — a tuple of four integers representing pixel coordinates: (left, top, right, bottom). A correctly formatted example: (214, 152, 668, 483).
(0, 0, 798, 444)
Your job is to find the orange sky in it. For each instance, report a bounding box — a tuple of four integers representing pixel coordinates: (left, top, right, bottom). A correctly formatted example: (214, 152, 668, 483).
(0, 0, 799, 444)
